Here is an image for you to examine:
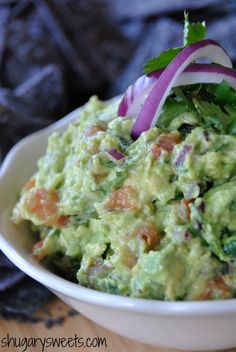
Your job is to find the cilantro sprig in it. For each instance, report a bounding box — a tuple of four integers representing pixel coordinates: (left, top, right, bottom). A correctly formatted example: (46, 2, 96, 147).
(144, 12, 206, 74)
(158, 80, 236, 135)
(183, 12, 206, 47)
(143, 12, 236, 136)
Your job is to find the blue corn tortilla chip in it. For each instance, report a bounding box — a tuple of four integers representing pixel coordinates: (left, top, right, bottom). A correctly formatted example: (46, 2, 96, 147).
(0, 252, 25, 291)
(0, 277, 53, 322)
(0, 269, 25, 292)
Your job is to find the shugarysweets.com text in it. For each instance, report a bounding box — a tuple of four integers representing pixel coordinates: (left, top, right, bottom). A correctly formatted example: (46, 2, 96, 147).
(0, 333, 108, 352)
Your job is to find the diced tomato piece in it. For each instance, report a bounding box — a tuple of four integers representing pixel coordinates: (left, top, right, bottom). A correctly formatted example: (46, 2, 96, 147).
(151, 133, 181, 158)
(25, 188, 58, 224)
(25, 188, 67, 227)
(158, 134, 181, 152)
(23, 179, 36, 192)
(151, 144, 162, 159)
(105, 186, 138, 210)
(136, 225, 161, 249)
(199, 275, 232, 300)
(180, 199, 193, 221)
(57, 215, 69, 227)
(86, 124, 106, 137)
(32, 240, 48, 261)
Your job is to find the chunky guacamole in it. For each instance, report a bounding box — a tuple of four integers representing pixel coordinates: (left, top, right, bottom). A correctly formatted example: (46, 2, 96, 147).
(11, 17, 236, 300)
(11, 90, 236, 300)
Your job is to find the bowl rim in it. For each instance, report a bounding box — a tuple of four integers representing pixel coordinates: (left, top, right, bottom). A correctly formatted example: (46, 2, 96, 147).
(1, 104, 236, 318)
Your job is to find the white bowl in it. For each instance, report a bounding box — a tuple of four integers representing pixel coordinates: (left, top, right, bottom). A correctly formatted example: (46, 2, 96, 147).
(1, 105, 236, 351)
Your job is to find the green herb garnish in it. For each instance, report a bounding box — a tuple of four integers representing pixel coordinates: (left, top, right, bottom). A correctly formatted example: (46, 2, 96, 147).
(144, 12, 206, 74)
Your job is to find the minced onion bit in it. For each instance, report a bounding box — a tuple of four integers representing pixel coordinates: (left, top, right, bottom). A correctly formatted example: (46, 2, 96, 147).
(104, 149, 125, 163)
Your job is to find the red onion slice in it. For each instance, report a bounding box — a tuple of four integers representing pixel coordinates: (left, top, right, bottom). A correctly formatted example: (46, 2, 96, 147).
(131, 39, 232, 139)
(104, 149, 125, 163)
(118, 74, 160, 117)
(175, 144, 192, 166)
(176, 63, 236, 86)
(118, 71, 162, 117)
(119, 63, 236, 119)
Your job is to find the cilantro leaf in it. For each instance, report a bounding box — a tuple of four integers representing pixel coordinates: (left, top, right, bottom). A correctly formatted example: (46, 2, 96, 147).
(144, 47, 182, 74)
(158, 97, 189, 128)
(144, 13, 207, 74)
(101, 171, 127, 192)
(223, 236, 236, 258)
(208, 81, 236, 106)
(225, 109, 236, 135)
(146, 81, 236, 135)
(193, 98, 229, 133)
(183, 12, 206, 46)
(215, 143, 230, 152)
(173, 87, 195, 110)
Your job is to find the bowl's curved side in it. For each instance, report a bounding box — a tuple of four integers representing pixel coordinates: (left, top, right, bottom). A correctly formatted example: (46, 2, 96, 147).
(1, 212, 236, 352)
(51, 289, 236, 350)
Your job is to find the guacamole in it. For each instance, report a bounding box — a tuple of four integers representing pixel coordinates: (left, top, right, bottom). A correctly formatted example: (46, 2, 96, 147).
(12, 93, 236, 300)
(11, 15, 236, 301)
